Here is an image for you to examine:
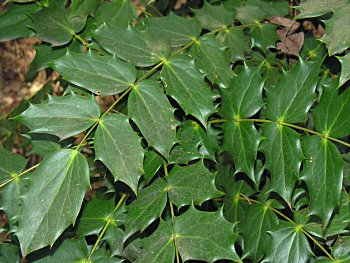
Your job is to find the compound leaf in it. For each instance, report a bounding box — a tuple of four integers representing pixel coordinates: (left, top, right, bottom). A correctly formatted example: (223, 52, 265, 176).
(95, 114, 144, 194)
(15, 93, 100, 140)
(173, 206, 240, 262)
(128, 80, 177, 158)
(51, 51, 137, 96)
(166, 162, 223, 208)
(16, 149, 90, 255)
(161, 55, 215, 126)
(301, 136, 343, 226)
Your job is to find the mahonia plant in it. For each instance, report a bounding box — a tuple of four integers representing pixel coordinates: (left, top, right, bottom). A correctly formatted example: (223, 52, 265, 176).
(1, 0, 350, 262)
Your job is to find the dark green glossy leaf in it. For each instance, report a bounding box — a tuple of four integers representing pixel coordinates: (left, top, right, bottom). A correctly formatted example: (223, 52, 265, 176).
(51, 51, 137, 96)
(94, 26, 170, 67)
(260, 123, 305, 202)
(70, 0, 99, 19)
(123, 178, 167, 236)
(0, 243, 20, 263)
(146, 13, 201, 47)
(15, 93, 100, 140)
(301, 136, 343, 226)
(104, 226, 125, 257)
(313, 84, 350, 138)
(265, 58, 321, 123)
(173, 206, 240, 262)
(16, 149, 90, 255)
(331, 236, 350, 262)
(128, 80, 177, 158)
(338, 52, 350, 87)
(250, 24, 279, 51)
(240, 203, 279, 261)
(190, 35, 233, 88)
(266, 222, 314, 262)
(192, 1, 233, 31)
(30, 140, 61, 158)
(77, 198, 115, 236)
(161, 55, 215, 126)
(166, 162, 223, 208)
(95, 114, 144, 193)
(135, 220, 175, 263)
(143, 150, 164, 184)
(0, 146, 27, 182)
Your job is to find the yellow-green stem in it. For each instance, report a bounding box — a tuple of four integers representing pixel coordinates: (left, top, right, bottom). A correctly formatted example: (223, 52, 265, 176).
(0, 163, 40, 189)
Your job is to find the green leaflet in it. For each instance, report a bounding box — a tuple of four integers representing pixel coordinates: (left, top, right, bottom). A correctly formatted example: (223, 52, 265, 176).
(265, 58, 321, 123)
(0, 243, 20, 263)
(51, 51, 137, 96)
(143, 150, 164, 184)
(0, 146, 27, 182)
(16, 149, 90, 255)
(301, 136, 343, 226)
(266, 222, 314, 262)
(240, 203, 279, 261)
(161, 55, 215, 126)
(192, 1, 234, 31)
(94, 114, 144, 194)
(338, 52, 350, 87)
(173, 206, 240, 262)
(331, 236, 350, 262)
(123, 178, 167, 236)
(296, 0, 348, 18)
(15, 93, 100, 140)
(146, 12, 202, 47)
(103, 226, 125, 257)
(135, 220, 174, 263)
(128, 80, 177, 158)
(166, 162, 223, 208)
(189, 35, 233, 89)
(93, 25, 171, 67)
(250, 24, 279, 51)
(313, 84, 350, 138)
(260, 123, 305, 202)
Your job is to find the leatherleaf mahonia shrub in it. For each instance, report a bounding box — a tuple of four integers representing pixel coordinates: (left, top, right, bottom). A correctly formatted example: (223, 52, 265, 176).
(2, 0, 350, 262)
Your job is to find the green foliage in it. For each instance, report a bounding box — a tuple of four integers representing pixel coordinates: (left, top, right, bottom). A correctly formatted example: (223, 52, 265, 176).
(1, 0, 350, 262)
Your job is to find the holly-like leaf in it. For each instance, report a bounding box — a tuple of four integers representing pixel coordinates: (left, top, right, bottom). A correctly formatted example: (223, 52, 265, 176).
(173, 206, 240, 262)
(192, 1, 233, 31)
(240, 203, 279, 261)
(93, 26, 170, 67)
(190, 35, 233, 88)
(143, 150, 164, 184)
(123, 178, 167, 236)
(266, 222, 314, 262)
(135, 220, 175, 263)
(146, 13, 202, 47)
(166, 162, 223, 208)
(15, 93, 100, 140)
(250, 24, 279, 51)
(338, 52, 350, 87)
(0, 146, 27, 183)
(0, 243, 20, 263)
(77, 198, 115, 237)
(161, 55, 215, 126)
(30, 7, 75, 46)
(265, 58, 321, 123)
(313, 84, 350, 138)
(301, 136, 343, 226)
(16, 149, 90, 255)
(104, 226, 125, 257)
(94, 114, 144, 193)
(51, 51, 137, 96)
(260, 123, 305, 202)
(128, 80, 177, 158)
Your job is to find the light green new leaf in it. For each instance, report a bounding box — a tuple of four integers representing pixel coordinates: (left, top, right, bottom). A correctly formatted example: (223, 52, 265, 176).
(161, 55, 215, 126)
(95, 0, 136, 28)
(338, 53, 350, 87)
(301, 136, 343, 226)
(95, 114, 144, 193)
(190, 35, 233, 88)
(51, 51, 137, 96)
(128, 80, 177, 158)
(313, 84, 350, 138)
(240, 203, 279, 261)
(94, 26, 170, 67)
(77, 198, 115, 237)
(146, 13, 202, 47)
(260, 123, 305, 202)
(265, 58, 321, 123)
(166, 162, 223, 208)
(15, 93, 100, 140)
(30, 7, 75, 46)
(222, 121, 262, 184)
(192, 1, 233, 31)
(0, 146, 27, 182)
(173, 206, 240, 262)
(135, 220, 175, 263)
(16, 149, 90, 255)
(266, 222, 313, 263)
(123, 178, 167, 236)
